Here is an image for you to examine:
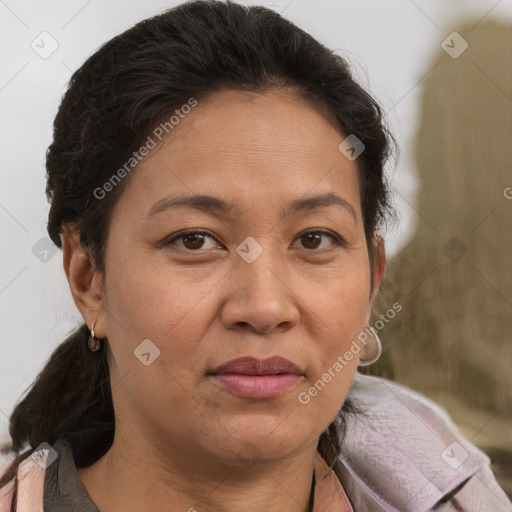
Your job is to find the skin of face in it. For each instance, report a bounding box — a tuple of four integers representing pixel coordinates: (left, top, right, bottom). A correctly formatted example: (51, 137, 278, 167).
(63, 88, 385, 512)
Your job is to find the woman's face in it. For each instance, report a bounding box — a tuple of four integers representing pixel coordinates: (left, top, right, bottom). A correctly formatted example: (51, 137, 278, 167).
(99, 88, 384, 467)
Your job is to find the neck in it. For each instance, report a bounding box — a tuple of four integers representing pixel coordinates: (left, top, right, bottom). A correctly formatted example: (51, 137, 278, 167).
(78, 428, 318, 512)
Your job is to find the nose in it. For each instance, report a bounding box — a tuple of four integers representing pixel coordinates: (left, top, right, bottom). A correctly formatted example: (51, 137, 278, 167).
(220, 247, 300, 335)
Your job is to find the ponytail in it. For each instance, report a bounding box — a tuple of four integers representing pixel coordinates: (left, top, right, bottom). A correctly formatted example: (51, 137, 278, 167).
(0, 324, 114, 487)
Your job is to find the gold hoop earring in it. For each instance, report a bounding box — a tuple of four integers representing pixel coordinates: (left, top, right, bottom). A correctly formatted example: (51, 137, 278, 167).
(88, 319, 101, 352)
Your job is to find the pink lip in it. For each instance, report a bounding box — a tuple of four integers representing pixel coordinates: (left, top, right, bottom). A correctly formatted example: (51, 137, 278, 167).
(209, 356, 304, 399)
(211, 374, 302, 399)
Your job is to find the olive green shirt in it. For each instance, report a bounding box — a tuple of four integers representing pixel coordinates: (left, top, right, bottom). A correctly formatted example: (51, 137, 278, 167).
(43, 438, 99, 512)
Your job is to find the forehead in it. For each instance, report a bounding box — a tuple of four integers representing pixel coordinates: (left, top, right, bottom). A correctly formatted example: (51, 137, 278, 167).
(115, 88, 361, 218)
(163, 88, 344, 157)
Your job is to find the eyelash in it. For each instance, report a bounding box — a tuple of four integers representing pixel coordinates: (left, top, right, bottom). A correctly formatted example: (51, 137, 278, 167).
(165, 229, 344, 252)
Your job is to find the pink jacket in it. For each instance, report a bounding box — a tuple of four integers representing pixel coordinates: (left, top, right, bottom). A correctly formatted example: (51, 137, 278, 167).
(1, 373, 511, 511)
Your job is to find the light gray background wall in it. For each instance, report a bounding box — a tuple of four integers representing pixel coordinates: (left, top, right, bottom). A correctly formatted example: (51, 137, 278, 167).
(1, 0, 511, 443)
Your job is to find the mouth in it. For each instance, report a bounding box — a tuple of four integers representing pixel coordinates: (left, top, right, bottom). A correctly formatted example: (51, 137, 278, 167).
(208, 356, 304, 399)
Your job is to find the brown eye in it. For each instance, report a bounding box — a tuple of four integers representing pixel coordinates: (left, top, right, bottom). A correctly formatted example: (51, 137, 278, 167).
(181, 232, 207, 250)
(167, 230, 219, 251)
(293, 230, 341, 251)
(300, 232, 323, 250)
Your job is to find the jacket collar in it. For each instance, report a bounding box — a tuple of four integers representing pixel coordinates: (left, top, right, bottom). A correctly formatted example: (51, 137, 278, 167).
(330, 372, 490, 511)
(313, 453, 354, 511)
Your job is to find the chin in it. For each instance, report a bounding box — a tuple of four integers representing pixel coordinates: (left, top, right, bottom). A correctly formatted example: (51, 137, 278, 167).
(217, 428, 307, 465)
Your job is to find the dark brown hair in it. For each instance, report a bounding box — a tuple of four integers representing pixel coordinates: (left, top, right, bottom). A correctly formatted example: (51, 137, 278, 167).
(1, 0, 395, 493)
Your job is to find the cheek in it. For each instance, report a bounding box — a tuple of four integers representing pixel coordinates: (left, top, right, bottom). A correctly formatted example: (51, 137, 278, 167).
(311, 258, 372, 339)
(103, 261, 210, 422)
(106, 257, 216, 343)
(102, 265, 206, 403)
(303, 259, 370, 390)
(310, 290, 368, 382)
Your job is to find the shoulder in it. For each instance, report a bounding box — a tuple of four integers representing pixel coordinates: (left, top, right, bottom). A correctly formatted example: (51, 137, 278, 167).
(0, 447, 16, 511)
(346, 371, 471, 440)
(335, 372, 512, 511)
(0, 440, 56, 512)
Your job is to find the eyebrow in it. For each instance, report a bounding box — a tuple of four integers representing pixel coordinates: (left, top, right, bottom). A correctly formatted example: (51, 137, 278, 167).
(146, 191, 357, 222)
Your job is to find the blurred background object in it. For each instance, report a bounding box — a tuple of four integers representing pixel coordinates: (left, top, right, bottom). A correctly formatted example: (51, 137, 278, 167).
(365, 19, 512, 499)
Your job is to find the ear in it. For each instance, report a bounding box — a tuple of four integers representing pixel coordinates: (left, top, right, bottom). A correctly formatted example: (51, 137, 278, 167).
(370, 234, 386, 304)
(61, 225, 107, 339)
